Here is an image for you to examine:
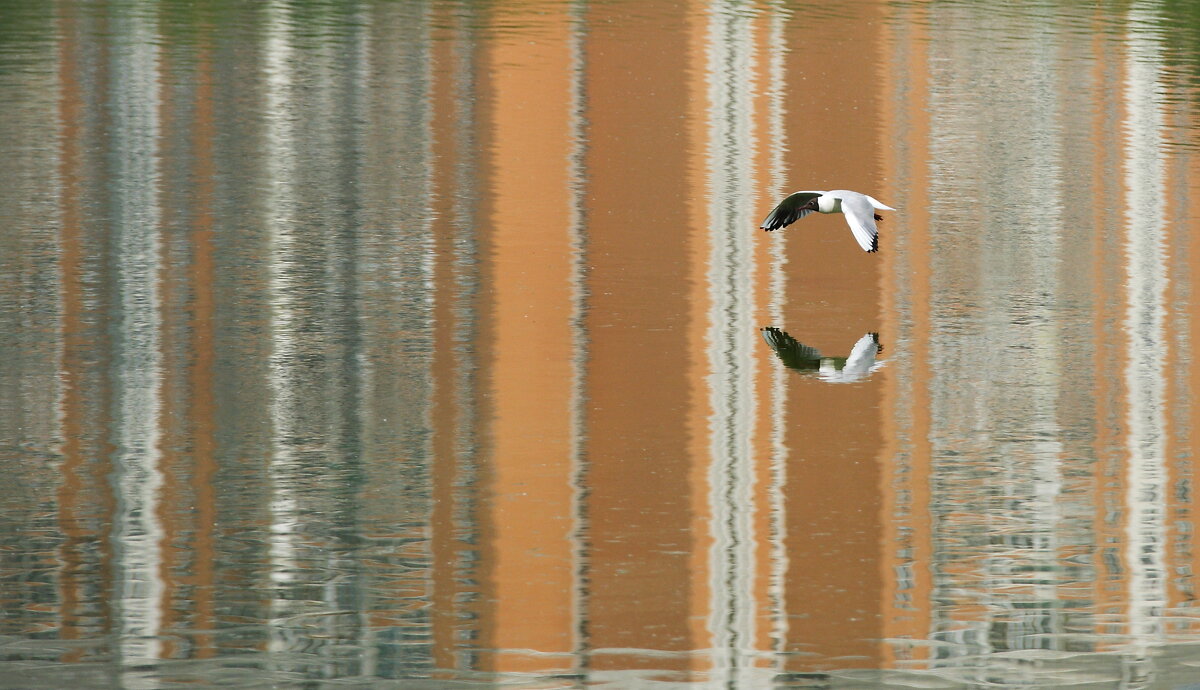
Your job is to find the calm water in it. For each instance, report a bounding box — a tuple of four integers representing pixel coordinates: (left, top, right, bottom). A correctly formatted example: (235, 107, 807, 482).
(3, 1, 1200, 687)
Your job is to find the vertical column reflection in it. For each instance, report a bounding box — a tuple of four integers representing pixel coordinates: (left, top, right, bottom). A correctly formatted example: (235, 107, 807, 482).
(878, 1, 935, 670)
(261, 0, 303, 660)
(703, 1, 760, 685)
(106, 6, 165, 680)
(566, 1, 591, 674)
(1122, 4, 1169, 657)
(761, 4, 791, 678)
(427, 2, 486, 676)
(55, 5, 112, 664)
(358, 1, 438, 677)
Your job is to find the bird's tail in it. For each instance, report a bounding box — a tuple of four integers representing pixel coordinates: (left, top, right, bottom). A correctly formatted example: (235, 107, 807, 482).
(865, 195, 894, 211)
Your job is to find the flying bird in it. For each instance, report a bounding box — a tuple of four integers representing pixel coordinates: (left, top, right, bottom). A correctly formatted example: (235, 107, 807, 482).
(760, 190, 894, 253)
(760, 328, 884, 383)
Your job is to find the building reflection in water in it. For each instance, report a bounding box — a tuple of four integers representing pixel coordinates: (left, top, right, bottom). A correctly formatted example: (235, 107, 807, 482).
(2, 0, 1200, 686)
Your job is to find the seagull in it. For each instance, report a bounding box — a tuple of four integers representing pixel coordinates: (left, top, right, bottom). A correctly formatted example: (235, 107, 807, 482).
(760, 190, 895, 253)
(760, 328, 884, 383)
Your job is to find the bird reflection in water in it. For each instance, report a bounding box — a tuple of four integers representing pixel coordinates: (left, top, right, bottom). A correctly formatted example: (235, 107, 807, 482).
(759, 328, 884, 383)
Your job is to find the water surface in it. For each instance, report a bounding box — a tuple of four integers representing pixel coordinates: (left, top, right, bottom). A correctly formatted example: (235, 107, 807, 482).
(2, 1, 1200, 687)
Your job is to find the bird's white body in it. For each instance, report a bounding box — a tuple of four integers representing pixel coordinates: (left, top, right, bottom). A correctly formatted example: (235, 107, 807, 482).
(816, 195, 843, 214)
(821, 332, 884, 383)
(760, 189, 894, 253)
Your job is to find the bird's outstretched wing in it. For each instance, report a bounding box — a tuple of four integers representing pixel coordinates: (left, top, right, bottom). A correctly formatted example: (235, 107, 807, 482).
(839, 332, 881, 380)
(760, 327, 822, 370)
(837, 193, 880, 253)
(760, 191, 823, 231)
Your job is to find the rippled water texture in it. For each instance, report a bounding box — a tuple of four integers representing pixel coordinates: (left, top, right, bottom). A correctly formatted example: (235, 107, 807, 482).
(4, 1, 1200, 687)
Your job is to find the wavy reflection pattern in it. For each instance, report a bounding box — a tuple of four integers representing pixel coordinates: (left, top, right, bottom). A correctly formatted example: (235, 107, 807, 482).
(1123, 3, 1169, 660)
(108, 8, 165, 684)
(704, 2, 759, 686)
(4, 1, 1200, 688)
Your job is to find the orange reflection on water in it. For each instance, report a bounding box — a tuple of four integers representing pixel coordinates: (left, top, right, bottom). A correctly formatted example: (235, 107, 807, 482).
(478, 2, 580, 674)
